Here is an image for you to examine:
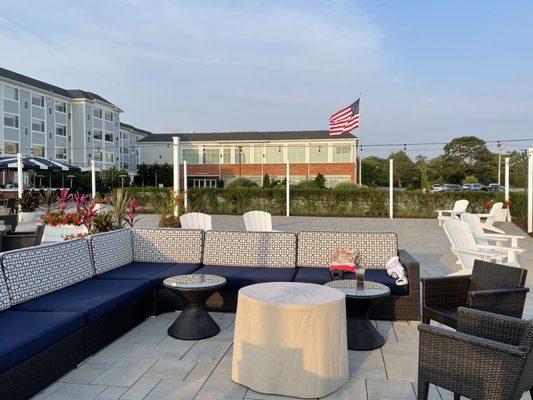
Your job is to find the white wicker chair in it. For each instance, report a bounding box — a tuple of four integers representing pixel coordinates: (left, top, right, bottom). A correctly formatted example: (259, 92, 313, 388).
(475, 202, 505, 234)
(443, 219, 522, 271)
(436, 199, 469, 227)
(243, 210, 275, 231)
(179, 212, 212, 230)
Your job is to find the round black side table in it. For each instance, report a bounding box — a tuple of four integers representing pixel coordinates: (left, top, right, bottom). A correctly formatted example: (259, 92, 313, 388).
(163, 274, 226, 340)
(325, 280, 390, 350)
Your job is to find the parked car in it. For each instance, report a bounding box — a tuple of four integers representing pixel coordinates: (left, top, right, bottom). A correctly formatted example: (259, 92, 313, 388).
(462, 183, 472, 190)
(432, 184, 443, 192)
(486, 183, 504, 192)
(442, 184, 463, 192)
(464, 183, 485, 191)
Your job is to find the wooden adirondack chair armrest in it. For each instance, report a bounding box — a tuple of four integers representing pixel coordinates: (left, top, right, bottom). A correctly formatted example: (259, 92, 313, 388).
(477, 245, 525, 254)
(451, 247, 501, 262)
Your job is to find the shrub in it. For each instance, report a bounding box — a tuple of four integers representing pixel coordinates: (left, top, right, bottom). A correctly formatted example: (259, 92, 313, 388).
(293, 180, 320, 190)
(18, 190, 40, 212)
(92, 212, 116, 233)
(463, 175, 478, 184)
(314, 173, 326, 189)
(262, 174, 271, 188)
(225, 178, 258, 188)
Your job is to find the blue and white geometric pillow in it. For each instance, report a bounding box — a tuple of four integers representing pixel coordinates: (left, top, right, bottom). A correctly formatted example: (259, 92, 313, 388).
(1, 238, 94, 305)
(132, 228, 203, 264)
(90, 229, 133, 274)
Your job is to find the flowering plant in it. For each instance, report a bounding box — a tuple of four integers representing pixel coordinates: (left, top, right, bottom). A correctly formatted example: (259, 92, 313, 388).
(159, 215, 181, 228)
(504, 200, 512, 209)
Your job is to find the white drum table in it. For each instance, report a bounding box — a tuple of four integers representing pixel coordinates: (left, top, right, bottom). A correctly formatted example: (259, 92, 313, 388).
(231, 282, 349, 399)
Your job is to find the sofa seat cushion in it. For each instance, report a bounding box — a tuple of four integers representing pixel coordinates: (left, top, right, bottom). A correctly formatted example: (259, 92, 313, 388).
(13, 279, 151, 323)
(195, 266, 296, 289)
(95, 262, 201, 288)
(0, 310, 84, 374)
(293, 268, 409, 296)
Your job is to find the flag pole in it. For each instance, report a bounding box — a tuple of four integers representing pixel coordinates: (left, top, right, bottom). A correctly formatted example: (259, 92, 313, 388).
(358, 92, 363, 186)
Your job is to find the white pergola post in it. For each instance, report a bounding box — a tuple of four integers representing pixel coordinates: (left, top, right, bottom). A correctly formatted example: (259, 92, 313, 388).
(91, 160, 96, 198)
(286, 160, 290, 217)
(183, 161, 188, 212)
(504, 157, 510, 221)
(173, 137, 180, 216)
(527, 148, 533, 233)
(17, 153, 23, 198)
(389, 159, 394, 219)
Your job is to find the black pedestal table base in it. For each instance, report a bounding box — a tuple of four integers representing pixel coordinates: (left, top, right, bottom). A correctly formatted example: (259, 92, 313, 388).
(346, 296, 385, 350)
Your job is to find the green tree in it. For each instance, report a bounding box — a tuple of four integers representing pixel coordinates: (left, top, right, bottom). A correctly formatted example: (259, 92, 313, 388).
(361, 156, 387, 186)
(462, 175, 478, 184)
(314, 173, 326, 189)
(262, 174, 271, 188)
(441, 136, 496, 184)
(389, 151, 416, 187)
(508, 150, 527, 188)
(416, 155, 429, 192)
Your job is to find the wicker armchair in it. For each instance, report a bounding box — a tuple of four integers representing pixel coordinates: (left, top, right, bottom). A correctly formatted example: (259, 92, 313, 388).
(421, 260, 528, 328)
(418, 307, 533, 400)
(2, 223, 45, 251)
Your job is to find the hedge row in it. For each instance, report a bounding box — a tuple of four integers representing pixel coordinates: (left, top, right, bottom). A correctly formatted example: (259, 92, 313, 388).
(510, 192, 527, 227)
(126, 187, 505, 218)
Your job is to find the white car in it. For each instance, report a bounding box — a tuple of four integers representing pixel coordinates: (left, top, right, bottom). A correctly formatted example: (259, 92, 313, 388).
(432, 184, 443, 192)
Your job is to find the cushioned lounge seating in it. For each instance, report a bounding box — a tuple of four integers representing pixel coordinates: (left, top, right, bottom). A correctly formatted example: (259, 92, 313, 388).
(97, 262, 201, 287)
(0, 311, 84, 374)
(293, 268, 409, 296)
(295, 231, 420, 320)
(13, 279, 151, 323)
(195, 265, 296, 289)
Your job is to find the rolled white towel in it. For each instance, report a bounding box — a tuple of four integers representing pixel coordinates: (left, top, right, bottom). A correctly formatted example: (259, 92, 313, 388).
(386, 256, 408, 286)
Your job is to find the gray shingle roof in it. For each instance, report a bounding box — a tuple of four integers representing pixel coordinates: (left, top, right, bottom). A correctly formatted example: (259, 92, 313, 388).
(139, 130, 357, 143)
(120, 122, 151, 136)
(0, 66, 118, 108)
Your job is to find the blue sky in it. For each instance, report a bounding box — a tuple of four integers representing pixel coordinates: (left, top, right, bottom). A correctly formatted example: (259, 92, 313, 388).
(1, 0, 532, 157)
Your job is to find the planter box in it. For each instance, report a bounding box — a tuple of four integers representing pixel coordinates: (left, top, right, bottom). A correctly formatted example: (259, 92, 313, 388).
(18, 211, 38, 222)
(42, 225, 88, 242)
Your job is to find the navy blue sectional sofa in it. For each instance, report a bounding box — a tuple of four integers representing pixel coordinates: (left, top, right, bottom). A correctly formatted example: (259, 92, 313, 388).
(0, 227, 419, 400)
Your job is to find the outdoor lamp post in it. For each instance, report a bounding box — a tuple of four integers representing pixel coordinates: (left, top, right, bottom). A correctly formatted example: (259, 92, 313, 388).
(118, 174, 128, 189)
(66, 174, 75, 189)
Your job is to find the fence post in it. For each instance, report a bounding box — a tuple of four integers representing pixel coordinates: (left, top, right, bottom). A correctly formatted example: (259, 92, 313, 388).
(286, 160, 290, 217)
(17, 153, 23, 198)
(183, 161, 188, 212)
(527, 147, 533, 233)
(173, 137, 180, 217)
(91, 159, 96, 199)
(389, 158, 394, 219)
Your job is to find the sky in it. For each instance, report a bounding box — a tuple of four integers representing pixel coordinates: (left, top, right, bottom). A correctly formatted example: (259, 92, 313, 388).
(0, 0, 532, 157)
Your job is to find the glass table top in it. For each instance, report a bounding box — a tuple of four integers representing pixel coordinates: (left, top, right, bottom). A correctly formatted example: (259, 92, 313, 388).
(163, 274, 226, 290)
(325, 280, 390, 298)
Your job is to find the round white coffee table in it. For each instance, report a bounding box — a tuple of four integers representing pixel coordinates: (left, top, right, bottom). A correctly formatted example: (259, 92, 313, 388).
(231, 282, 349, 399)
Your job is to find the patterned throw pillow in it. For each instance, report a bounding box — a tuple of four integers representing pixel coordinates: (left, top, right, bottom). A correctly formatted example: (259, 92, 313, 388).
(132, 228, 203, 264)
(90, 229, 134, 274)
(1, 238, 94, 305)
(329, 248, 358, 272)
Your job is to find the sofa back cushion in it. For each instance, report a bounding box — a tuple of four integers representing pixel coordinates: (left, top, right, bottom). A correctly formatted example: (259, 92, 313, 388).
(1, 238, 94, 305)
(297, 231, 398, 269)
(132, 228, 203, 264)
(203, 230, 297, 268)
(0, 271, 11, 311)
(90, 229, 134, 274)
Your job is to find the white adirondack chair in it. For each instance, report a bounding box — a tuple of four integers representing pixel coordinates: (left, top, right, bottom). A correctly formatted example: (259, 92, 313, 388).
(179, 212, 212, 230)
(442, 219, 522, 271)
(243, 211, 274, 231)
(475, 202, 505, 234)
(436, 199, 469, 227)
(461, 212, 524, 249)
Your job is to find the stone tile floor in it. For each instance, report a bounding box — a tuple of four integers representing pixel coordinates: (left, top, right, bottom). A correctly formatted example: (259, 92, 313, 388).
(28, 215, 533, 399)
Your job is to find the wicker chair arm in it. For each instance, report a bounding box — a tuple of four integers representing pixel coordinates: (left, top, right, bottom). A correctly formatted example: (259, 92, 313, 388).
(421, 275, 470, 308)
(418, 323, 527, 358)
(457, 307, 530, 346)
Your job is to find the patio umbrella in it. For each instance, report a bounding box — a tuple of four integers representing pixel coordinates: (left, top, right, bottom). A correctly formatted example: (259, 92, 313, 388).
(0, 156, 81, 172)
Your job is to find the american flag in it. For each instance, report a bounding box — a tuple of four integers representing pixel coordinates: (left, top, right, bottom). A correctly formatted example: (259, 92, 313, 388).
(329, 98, 360, 136)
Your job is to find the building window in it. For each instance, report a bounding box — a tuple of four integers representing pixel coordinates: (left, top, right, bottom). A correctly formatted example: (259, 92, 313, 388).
(253, 146, 263, 163)
(203, 148, 219, 164)
(4, 86, 18, 101)
(31, 94, 45, 107)
(55, 101, 66, 113)
(4, 142, 19, 154)
(32, 145, 45, 157)
(287, 146, 305, 163)
(123, 163, 129, 170)
(182, 148, 199, 164)
(105, 152, 114, 163)
(223, 148, 231, 164)
(93, 129, 102, 140)
(94, 152, 102, 161)
(104, 111, 113, 121)
(104, 132, 113, 142)
(310, 145, 328, 163)
(333, 145, 353, 162)
(4, 114, 19, 128)
(93, 108, 102, 119)
(235, 147, 250, 164)
(55, 148, 67, 160)
(266, 146, 284, 163)
(55, 124, 67, 136)
(32, 119, 45, 132)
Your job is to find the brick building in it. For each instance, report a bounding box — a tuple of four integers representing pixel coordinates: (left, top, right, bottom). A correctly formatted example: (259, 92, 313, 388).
(138, 131, 358, 187)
